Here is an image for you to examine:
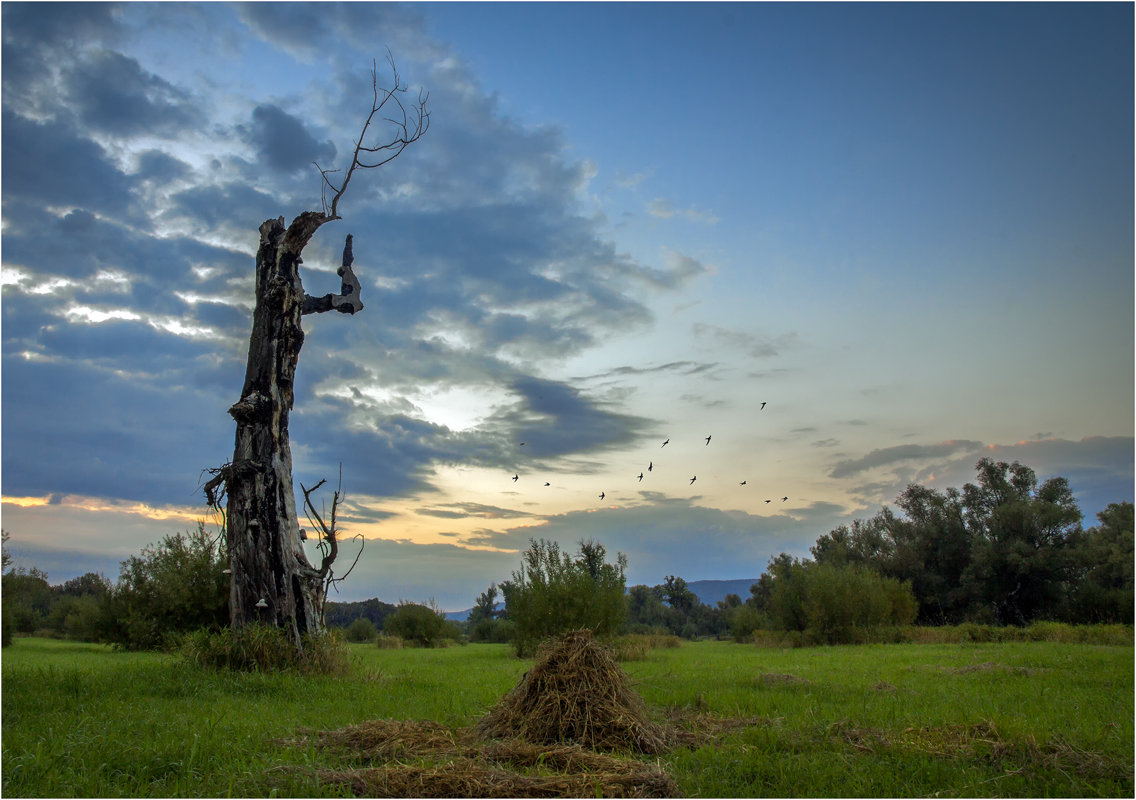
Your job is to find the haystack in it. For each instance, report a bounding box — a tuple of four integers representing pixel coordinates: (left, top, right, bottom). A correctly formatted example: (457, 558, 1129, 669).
(476, 629, 670, 754)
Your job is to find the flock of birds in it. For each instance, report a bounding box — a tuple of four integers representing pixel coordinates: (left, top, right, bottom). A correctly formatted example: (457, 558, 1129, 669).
(506, 402, 791, 506)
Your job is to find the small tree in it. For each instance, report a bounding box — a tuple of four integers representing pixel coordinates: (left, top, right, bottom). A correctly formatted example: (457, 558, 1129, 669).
(501, 539, 628, 657)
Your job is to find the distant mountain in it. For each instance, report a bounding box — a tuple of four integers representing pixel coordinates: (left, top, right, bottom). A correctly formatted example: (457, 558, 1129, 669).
(685, 579, 758, 606)
(444, 602, 503, 622)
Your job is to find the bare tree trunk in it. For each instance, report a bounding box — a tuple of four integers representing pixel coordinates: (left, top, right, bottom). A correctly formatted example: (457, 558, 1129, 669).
(223, 212, 327, 646)
(203, 56, 428, 652)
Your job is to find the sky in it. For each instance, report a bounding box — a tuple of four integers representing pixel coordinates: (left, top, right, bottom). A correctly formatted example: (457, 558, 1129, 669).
(2, 1, 1132, 612)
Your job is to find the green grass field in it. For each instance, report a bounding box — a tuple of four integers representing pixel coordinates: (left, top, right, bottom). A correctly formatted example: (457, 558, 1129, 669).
(2, 635, 1132, 797)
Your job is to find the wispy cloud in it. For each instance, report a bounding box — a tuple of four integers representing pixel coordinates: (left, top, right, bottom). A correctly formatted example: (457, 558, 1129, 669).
(828, 440, 985, 479)
(647, 197, 719, 225)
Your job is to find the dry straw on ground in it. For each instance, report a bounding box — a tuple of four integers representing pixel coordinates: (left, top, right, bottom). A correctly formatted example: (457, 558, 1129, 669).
(275, 630, 770, 797)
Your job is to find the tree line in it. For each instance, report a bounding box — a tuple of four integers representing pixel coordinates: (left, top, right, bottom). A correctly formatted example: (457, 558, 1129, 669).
(3, 458, 1131, 652)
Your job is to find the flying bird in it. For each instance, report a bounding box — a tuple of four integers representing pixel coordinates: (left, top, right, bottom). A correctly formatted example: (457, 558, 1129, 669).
(519, 442, 526, 446)
(661, 438, 670, 447)
(761, 402, 766, 410)
(648, 461, 653, 472)
(637, 473, 644, 482)
(705, 435, 711, 445)
(781, 496, 789, 501)
(764, 499, 771, 503)
(512, 474, 518, 482)
(689, 475, 697, 485)
(599, 491, 605, 501)
(739, 480, 747, 486)
(544, 482, 550, 486)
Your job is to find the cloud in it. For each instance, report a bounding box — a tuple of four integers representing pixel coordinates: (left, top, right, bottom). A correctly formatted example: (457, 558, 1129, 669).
(242, 104, 337, 174)
(828, 440, 985, 479)
(833, 436, 1133, 524)
(647, 197, 719, 225)
(416, 502, 534, 520)
(1, 110, 139, 219)
(692, 323, 799, 359)
(63, 48, 197, 137)
(463, 496, 841, 587)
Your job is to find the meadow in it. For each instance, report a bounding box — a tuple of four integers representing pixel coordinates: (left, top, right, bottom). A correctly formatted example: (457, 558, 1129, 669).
(2, 635, 1132, 797)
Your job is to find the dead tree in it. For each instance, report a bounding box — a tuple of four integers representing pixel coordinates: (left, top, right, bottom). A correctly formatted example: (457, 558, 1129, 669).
(205, 56, 428, 649)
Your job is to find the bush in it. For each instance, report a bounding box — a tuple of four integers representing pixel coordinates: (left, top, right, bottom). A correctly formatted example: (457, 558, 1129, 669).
(763, 560, 917, 644)
(105, 524, 228, 650)
(731, 604, 767, 643)
(383, 601, 460, 647)
(345, 616, 378, 643)
(181, 624, 348, 674)
(501, 539, 628, 657)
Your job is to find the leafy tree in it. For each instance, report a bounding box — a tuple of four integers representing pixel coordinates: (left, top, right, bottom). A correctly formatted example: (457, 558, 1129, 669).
(1067, 502, 1134, 623)
(501, 538, 627, 656)
(961, 459, 1081, 624)
(383, 601, 459, 647)
(626, 584, 669, 633)
(3, 565, 53, 634)
(104, 524, 229, 650)
(468, 583, 509, 642)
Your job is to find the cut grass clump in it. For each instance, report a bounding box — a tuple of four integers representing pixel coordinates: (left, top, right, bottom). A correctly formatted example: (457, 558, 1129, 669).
(180, 624, 349, 675)
(476, 629, 670, 754)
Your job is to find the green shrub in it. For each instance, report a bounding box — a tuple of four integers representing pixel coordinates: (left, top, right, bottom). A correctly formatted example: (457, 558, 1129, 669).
(345, 616, 378, 643)
(105, 524, 228, 650)
(180, 624, 348, 674)
(383, 601, 460, 647)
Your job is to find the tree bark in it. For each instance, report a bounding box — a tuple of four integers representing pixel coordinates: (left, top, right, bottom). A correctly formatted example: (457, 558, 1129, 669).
(223, 212, 331, 647)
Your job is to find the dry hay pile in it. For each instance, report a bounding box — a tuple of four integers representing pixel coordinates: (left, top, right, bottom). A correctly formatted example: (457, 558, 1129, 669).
(476, 629, 670, 754)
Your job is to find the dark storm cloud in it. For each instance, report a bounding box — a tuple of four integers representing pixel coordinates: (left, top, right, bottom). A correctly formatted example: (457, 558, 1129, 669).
(242, 104, 336, 174)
